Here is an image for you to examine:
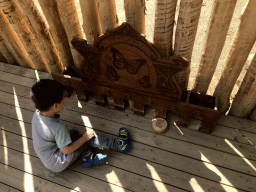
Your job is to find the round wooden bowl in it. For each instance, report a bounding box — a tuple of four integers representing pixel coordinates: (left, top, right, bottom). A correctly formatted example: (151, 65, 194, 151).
(152, 118, 167, 134)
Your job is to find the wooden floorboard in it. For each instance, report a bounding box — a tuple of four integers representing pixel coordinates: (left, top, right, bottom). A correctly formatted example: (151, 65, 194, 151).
(0, 62, 256, 191)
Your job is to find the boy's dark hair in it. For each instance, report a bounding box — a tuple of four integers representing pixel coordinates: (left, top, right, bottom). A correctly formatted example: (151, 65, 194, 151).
(30, 79, 66, 112)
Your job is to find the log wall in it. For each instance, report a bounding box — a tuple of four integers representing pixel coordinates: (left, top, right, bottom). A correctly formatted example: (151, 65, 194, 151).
(0, 0, 256, 121)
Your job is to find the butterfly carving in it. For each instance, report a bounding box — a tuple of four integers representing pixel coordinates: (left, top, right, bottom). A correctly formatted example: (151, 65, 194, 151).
(111, 47, 146, 74)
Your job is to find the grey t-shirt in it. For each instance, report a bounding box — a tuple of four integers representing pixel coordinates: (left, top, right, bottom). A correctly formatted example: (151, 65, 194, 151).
(32, 110, 73, 172)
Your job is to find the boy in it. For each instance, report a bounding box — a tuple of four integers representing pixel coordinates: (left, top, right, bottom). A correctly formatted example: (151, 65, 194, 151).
(31, 79, 130, 172)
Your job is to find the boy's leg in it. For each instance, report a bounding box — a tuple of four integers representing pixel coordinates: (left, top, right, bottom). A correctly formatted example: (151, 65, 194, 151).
(87, 127, 130, 153)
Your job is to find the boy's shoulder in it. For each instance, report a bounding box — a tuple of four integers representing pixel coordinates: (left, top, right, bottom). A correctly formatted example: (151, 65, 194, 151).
(32, 110, 63, 134)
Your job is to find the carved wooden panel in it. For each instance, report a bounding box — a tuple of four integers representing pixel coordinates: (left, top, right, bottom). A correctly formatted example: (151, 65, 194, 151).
(70, 23, 189, 118)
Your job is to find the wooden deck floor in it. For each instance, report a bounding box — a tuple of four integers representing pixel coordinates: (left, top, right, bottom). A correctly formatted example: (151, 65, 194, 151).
(0, 62, 256, 192)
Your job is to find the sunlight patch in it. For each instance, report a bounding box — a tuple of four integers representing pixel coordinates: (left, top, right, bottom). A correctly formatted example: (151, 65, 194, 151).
(81, 115, 92, 128)
(34, 70, 40, 80)
(2, 128, 8, 170)
(78, 100, 82, 108)
(13, 87, 34, 191)
(105, 170, 125, 192)
(200, 152, 238, 192)
(189, 178, 204, 192)
(70, 187, 81, 192)
(146, 163, 168, 192)
(225, 139, 256, 172)
(174, 122, 184, 135)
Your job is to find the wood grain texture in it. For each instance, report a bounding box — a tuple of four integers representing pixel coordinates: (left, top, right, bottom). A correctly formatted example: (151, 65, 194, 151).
(79, 0, 102, 44)
(13, 0, 64, 73)
(153, 0, 177, 58)
(193, 0, 237, 94)
(1, 62, 256, 191)
(124, 0, 146, 34)
(229, 54, 256, 117)
(0, 10, 36, 69)
(174, 0, 203, 90)
(38, 0, 74, 68)
(213, 0, 256, 113)
(97, 0, 118, 33)
(56, 0, 83, 68)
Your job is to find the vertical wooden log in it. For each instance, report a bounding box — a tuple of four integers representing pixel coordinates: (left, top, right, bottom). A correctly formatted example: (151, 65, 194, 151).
(124, 0, 146, 34)
(13, 0, 64, 73)
(174, 0, 203, 90)
(0, 0, 49, 72)
(193, 0, 237, 94)
(0, 34, 17, 65)
(56, 0, 84, 68)
(79, 0, 102, 44)
(0, 9, 35, 69)
(229, 54, 256, 117)
(97, 0, 118, 33)
(213, 0, 256, 113)
(38, 0, 74, 68)
(153, 0, 178, 58)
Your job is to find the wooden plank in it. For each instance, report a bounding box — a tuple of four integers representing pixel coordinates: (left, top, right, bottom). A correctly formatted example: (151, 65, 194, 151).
(174, 0, 203, 90)
(213, 0, 256, 113)
(0, 116, 247, 192)
(193, 0, 237, 94)
(0, 182, 21, 192)
(0, 10, 35, 69)
(0, 127, 184, 192)
(0, 163, 74, 192)
(0, 98, 255, 191)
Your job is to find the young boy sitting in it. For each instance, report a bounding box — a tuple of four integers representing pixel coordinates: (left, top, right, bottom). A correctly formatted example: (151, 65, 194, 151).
(31, 79, 130, 172)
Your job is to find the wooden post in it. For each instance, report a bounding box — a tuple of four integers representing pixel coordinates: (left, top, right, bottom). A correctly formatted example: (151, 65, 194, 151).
(124, 0, 146, 34)
(0, 0, 49, 72)
(79, 0, 102, 44)
(13, 0, 64, 73)
(154, 0, 178, 58)
(174, 0, 203, 90)
(229, 54, 256, 117)
(56, 0, 84, 68)
(213, 0, 256, 113)
(97, 0, 118, 33)
(0, 9, 35, 69)
(193, 0, 237, 94)
(38, 0, 74, 68)
(0, 35, 17, 65)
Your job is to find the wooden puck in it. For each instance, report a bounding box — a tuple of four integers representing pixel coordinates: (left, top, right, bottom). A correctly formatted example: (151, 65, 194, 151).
(152, 118, 167, 134)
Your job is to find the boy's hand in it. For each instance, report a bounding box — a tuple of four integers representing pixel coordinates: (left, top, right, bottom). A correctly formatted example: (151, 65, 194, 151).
(82, 129, 95, 141)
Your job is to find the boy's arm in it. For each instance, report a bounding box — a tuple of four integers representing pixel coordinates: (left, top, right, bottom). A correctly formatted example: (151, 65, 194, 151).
(60, 130, 95, 155)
